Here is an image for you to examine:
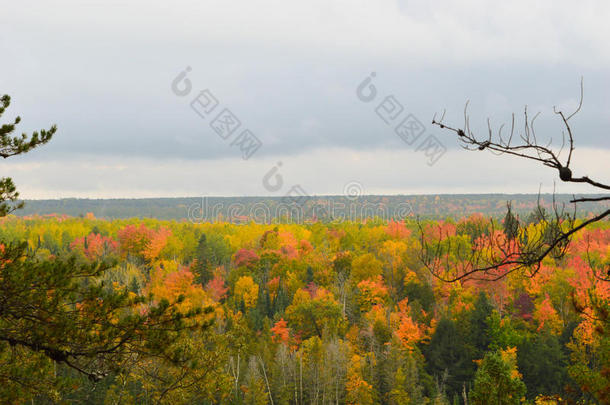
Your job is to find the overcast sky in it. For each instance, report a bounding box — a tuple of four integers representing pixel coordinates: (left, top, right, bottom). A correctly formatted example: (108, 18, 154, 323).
(1, 0, 609, 198)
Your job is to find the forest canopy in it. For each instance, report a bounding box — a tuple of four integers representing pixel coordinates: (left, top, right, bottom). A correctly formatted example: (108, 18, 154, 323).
(0, 213, 607, 403)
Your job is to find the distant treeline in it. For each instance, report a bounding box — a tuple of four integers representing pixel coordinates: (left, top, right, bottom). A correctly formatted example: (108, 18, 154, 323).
(17, 194, 610, 221)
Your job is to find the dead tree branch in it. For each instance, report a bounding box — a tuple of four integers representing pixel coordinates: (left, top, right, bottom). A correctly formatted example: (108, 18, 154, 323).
(423, 78, 610, 281)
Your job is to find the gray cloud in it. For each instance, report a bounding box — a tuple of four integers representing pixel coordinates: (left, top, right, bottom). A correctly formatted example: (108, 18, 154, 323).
(1, 0, 609, 197)
(3, 146, 608, 199)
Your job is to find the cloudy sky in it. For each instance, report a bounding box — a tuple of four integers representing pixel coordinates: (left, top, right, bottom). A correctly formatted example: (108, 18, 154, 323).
(1, 0, 609, 198)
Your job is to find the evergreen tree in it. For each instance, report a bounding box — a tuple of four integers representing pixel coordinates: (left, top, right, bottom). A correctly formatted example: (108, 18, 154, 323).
(470, 350, 526, 405)
(517, 331, 567, 399)
(502, 202, 519, 241)
(0, 95, 213, 399)
(193, 232, 232, 284)
(306, 265, 314, 284)
(0, 95, 55, 215)
(424, 318, 474, 399)
(467, 292, 494, 359)
(404, 280, 435, 312)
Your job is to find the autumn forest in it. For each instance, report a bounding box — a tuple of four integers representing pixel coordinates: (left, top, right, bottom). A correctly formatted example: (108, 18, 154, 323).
(1, 210, 608, 404)
(2, 3, 610, 403)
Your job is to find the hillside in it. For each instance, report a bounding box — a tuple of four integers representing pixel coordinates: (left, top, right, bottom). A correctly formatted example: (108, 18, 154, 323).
(18, 194, 610, 221)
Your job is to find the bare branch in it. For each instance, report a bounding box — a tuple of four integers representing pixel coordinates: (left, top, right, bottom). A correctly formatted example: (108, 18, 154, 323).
(425, 79, 609, 281)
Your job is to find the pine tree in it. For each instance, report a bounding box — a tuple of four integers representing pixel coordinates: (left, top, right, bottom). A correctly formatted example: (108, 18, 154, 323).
(517, 331, 567, 399)
(0, 94, 55, 216)
(0, 94, 213, 398)
(470, 350, 526, 405)
(503, 202, 519, 241)
(467, 292, 494, 358)
(425, 318, 474, 399)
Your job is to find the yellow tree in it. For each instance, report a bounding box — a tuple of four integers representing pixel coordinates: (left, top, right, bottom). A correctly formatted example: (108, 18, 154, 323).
(351, 253, 383, 284)
(235, 275, 259, 309)
(345, 353, 375, 405)
(285, 287, 344, 339)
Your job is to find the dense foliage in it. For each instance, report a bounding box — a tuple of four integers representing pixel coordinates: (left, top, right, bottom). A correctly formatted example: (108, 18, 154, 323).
(0, 213, 607, 404)
(0, 93, 220, 403)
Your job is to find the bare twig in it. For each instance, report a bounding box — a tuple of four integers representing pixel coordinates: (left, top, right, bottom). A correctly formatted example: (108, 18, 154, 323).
(425, 78, 609, 281)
